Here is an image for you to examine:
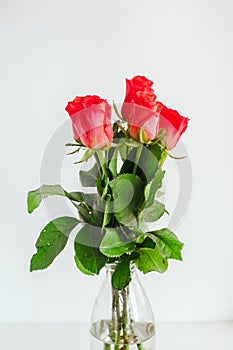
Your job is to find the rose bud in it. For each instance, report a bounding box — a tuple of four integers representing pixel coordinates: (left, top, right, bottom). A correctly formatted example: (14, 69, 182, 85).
(65, 95, 113, 149)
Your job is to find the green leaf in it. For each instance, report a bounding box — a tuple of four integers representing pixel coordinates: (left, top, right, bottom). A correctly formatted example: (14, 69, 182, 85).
(74, 255, 95, 276)
(136, 234, 146, 244)
(74, 224, 107, 275)
(120, 146, 159, 183)
(109, 174, 144, 227)
(75, 203, 93, 223)
(74, 245, 106, 275)
(82, 193, 98, 208)
(74, 149, 96, 164)
(155, 190, 164, 198)
(100, 228, 136, 257)
(118, 140, 128, 162)
(138, 236, 156, 249)
(92, 196, 112, 227)
(143, 169, 165, 209)
(135, 247, 168, 274)
(71, 192, 98, 223)
(112, 257, 131, 290)
(27, 184, 77, 213)
(141, 200, 166, 222)
(27, 185, 84, 214)
(30, 216, 79, 271)
(68, 191, 85, 202)
(148, 228, 184, 261)
(148, 143, 162, 162)
(79, 163, 100, 187)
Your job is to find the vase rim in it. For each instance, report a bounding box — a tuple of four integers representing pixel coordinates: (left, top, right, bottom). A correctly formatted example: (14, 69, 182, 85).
(105, 261, 136, 273)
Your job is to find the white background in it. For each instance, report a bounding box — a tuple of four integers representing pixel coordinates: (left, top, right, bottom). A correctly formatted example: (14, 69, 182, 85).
(0, 0, 232, 324)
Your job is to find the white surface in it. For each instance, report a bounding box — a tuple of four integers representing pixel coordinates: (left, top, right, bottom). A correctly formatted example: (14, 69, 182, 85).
(0, 323, 232, 350)
(0, 0, 233, 323)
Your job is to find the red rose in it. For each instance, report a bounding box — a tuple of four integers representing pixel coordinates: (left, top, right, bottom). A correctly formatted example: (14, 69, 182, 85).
(123, 76, 155, 106)
(121, 76, 159, 142)
(156, 102, 189, 150)
(121, 75, 189, 148)
(65, 95, 113, 149)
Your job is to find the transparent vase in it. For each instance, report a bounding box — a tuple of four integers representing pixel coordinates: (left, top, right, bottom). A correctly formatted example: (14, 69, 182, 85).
(90, 263, 155, 350)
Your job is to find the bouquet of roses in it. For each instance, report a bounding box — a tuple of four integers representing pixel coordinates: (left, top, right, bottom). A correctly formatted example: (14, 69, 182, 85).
(27, 75, 189, 349)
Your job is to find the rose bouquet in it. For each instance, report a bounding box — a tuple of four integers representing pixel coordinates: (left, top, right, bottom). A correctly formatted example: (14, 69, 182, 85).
(28, 76, 189, 350)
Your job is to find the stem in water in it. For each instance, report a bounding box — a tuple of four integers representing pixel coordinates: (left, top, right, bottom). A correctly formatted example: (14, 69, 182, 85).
(114, 291, 121, 350)
(122, 289, 129, 350)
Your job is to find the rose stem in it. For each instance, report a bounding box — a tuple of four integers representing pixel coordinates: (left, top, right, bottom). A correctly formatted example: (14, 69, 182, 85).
(128, 302, 144, 350)
(129, 318, 143, 350)
(112, 290, 120, 350)
(112, 290, 116, 342)
(160, 149, 168, 168)
(122, 289, 129, 350)
(94, 153, 102, 177)
(129, 318, 144, 350)
(104, 343, 111, 350)
(132, 144, 143, 174)
(114, 290, 121, 350)
(96, 150, 109, 178)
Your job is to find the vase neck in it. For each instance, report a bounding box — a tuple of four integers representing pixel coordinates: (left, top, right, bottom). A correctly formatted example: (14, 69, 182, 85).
(105, 262, 136, 277)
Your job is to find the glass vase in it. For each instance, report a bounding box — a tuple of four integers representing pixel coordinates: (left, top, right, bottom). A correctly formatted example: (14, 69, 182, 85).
(90, 263, 155, 350)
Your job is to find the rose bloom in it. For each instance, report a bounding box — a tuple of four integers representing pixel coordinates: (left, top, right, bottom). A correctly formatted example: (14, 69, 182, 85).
(121, 76, 159, 142)
(121, 75, 189, 149)
(155, 102, 189, 150)
(65, 95, 113, 149)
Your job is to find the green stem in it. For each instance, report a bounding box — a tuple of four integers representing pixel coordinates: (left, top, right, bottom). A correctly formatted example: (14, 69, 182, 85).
(122, 289, 129, 350)
(129, 318, 144, 350)
(94, 153, 102, 178)
(129, 308, 144, 350)
(104, 343, 111, 350)
(133, 145, 143, 174)
(102, 201, 110, 231)
(160, 149, 168, 168)
(105, 149, 109, 168)
(101, 177, 111, 231)
(101, 177, 109, 200)
(126, 144, 129, 159)
(113, 290, 120, 350)
(116, 293, 121, 341)
(96, 150, 109, 178)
